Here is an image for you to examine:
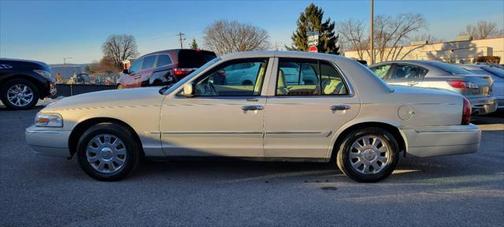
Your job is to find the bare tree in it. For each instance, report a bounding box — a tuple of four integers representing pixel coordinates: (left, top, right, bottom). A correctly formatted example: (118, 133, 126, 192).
(338, 19, 368, 60)
(204, 20, 270, 55)
(338, 13, 427, 62)
(102, 34, 139, 68)
(460, 21, 502, 39)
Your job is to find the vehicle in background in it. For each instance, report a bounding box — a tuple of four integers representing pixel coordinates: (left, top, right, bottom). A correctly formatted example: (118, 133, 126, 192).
(26, 51, 480, 183)
(118, 49, 216, 88)
(370, 60, 497, 115)
(460, 64, 504, 110)
(0, 58, 56, 110)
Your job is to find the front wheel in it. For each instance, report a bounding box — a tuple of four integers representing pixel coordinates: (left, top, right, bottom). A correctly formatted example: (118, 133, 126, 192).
(77, 123, 141, 181)
(0, 79, 39, 110)
(336, 127, 399, 182)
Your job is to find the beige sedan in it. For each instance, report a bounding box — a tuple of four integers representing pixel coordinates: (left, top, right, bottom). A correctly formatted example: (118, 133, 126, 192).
(26, 51, 480, 182)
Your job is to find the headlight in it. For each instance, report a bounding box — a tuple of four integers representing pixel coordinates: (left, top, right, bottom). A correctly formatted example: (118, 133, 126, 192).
(34, 70, 52, 80)
(35, 113, 63, 127)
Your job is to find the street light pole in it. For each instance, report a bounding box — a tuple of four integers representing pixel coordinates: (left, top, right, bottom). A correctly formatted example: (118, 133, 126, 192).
(63, 57, 72, 65)
(370, 0, 374, 64)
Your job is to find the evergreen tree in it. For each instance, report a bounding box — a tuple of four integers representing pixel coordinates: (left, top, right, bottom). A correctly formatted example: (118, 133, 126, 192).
(190, 38, 198, 49)
(288, 3, 340, 54)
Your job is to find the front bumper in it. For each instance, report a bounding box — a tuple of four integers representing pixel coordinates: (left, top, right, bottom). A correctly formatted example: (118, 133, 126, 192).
(402, 124, 481, 157)
(469, 96, 497, 115)
(25, 125, 71, 158)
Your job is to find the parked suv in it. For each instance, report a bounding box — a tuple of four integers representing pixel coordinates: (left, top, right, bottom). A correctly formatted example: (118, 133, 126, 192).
(118, 49, 216, 88)
(370, 60, 497, 115)
(0, 59, 56, 110)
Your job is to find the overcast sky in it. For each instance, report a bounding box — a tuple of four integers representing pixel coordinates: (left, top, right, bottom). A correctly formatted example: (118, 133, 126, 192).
(1, 0, 503, 64)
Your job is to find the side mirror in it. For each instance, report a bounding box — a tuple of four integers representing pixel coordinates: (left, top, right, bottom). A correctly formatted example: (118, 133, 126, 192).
(122, 69, 129, 74)
(182, 83, 194, 97)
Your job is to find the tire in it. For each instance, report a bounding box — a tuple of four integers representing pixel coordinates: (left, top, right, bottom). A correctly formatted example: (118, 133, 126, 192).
(0, 78, 39, 110)
(336, 127, 399, 183)
(76, 123, 141, 181)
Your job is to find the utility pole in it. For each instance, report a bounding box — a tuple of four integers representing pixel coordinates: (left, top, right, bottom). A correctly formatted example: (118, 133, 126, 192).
(370, 0, 375, 64)
(176, 32, 186, 49)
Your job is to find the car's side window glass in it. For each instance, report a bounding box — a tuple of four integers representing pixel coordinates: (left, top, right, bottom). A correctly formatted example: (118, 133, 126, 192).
(193, 59, 268, 97)
(156, 55, 172, 67)
(392, 64, 428, 80)
(277, 59, 320, 96)
(371, 64, 391, 79)
(320, 62, 348, 95)
(141, 55, 156, 70)
(129, 58, 142, 74)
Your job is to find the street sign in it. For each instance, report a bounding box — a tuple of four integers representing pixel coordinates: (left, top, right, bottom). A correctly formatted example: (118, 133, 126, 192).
(307, 31, 319, 46)
(308, 45, 318, 53)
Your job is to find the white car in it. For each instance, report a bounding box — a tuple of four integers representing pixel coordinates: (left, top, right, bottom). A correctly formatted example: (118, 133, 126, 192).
(25, 51, 481, 182)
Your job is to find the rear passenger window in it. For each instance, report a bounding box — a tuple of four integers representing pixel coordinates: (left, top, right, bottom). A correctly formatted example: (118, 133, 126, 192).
(141, 55, 156, 70)
(276, 59, 348, 96)
(392, 64, 428, 80)
(157, 55, 172, 67)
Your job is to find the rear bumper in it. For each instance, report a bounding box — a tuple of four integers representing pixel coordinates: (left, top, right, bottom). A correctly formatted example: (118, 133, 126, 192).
(25, 125, 71, 158)
(469, 96, 497, 115)
(402, 124, 481, 157)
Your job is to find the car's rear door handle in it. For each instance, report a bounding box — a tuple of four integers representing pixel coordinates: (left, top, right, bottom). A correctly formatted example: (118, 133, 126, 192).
(330, 104, 351, 111)
(241, 105, 264, 111)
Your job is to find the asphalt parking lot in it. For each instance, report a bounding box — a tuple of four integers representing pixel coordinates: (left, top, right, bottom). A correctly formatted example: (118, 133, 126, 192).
(1, 101, 503, 226)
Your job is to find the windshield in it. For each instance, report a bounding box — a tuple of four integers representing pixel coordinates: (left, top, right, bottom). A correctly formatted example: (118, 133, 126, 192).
(162, 57, 221, 95)
(427, 61, 471, 75)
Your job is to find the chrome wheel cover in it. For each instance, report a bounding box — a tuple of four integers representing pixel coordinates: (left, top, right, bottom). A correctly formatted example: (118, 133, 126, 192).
(349, 135, 392, 175)
(86, 134, 127, 174)
(7, 84, 34, 107)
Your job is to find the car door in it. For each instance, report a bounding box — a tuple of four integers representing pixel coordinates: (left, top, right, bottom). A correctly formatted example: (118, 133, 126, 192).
(159, 58, 272, 157)
(388, 63, 428, 87)
(264, 58, 361, 159)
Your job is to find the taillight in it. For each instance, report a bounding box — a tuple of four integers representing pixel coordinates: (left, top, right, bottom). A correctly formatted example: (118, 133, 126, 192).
(448, 80, 478, 89)
(462, 97, 471, 125)
(172, 68, 193, 77)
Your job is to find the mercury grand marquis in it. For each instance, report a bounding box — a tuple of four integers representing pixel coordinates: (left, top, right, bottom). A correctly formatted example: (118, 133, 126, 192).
(25, 51, 481, 182)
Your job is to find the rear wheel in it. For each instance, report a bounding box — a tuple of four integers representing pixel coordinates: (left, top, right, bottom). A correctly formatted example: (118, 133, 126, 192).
(77, 123, 141, 181)
(0, 79, 39, 110)
(336, 127, 399, 182)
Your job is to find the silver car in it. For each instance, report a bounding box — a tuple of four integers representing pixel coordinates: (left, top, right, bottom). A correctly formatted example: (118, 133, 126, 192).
(370, 60, 497, 115)
(460, 64, 504, 110)
(26, 51, 480, 182)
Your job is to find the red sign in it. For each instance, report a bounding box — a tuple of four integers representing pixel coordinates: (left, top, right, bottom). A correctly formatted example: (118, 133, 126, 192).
(308, 45, 318, 53)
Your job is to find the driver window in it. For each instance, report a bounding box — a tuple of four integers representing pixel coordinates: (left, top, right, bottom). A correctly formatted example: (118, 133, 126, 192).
(193, 59, 268, 97)
(129, 58, 142, 74)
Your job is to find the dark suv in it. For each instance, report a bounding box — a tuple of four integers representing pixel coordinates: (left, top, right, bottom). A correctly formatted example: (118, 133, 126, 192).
(0, 59, 56, 110)
(118, 49, 216, 88)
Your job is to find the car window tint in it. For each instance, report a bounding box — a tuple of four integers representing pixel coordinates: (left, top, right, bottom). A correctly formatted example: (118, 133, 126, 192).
(320, 62, 348, 95)
(157, 55, 172, 67)
(141, 55, 156, 70)
(428, 61, 470, 75)
(129, 58, 142, 73)
(277, 60, 320, 96)
(193, 59, 268, 97)
(177, 50, 217, 68)
(371, 64, 391, 79)
(392, 64, 427, 80)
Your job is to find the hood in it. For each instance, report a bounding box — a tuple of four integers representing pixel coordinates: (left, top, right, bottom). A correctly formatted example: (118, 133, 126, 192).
(45, 87, 164, 111)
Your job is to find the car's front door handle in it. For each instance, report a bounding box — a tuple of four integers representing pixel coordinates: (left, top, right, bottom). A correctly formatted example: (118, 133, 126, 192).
(330, 104, 351, 111)
(241, 105, 264, 111)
